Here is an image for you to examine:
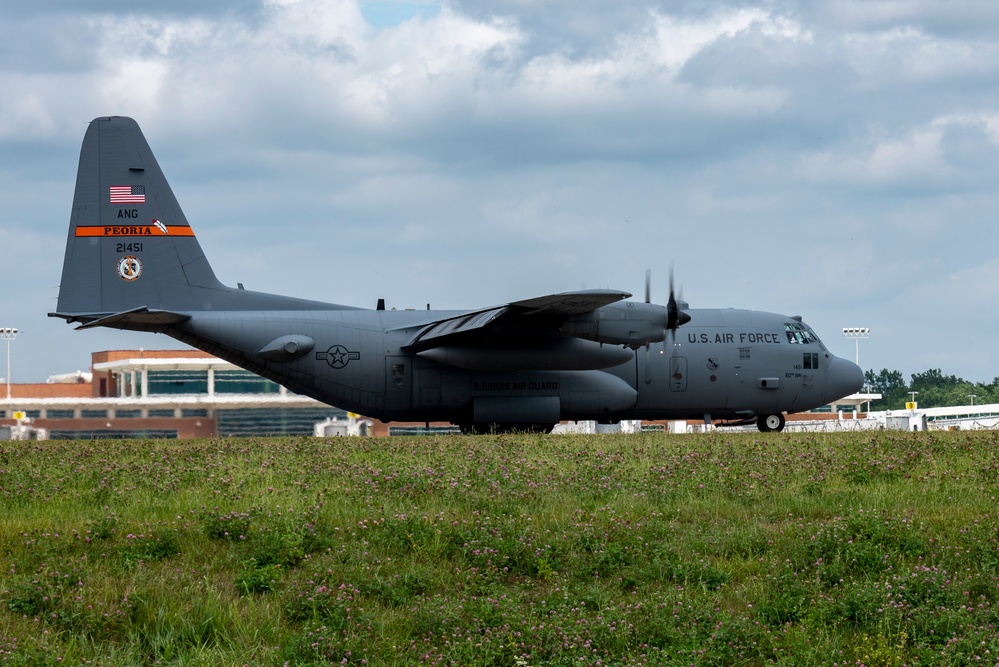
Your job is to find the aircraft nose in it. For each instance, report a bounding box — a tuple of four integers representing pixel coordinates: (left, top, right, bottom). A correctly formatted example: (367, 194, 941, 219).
(826, 355, 864, 402)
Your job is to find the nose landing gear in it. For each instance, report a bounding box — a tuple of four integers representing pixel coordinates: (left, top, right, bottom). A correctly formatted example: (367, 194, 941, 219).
(757, 413, 786, 432)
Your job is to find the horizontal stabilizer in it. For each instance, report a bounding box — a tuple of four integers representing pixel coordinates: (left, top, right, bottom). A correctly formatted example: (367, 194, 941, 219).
(48, 306, 191, 331)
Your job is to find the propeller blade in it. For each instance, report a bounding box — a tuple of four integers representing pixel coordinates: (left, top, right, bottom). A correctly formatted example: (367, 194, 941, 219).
(665, 265, 691, 331)
(644, 265, 690, 384)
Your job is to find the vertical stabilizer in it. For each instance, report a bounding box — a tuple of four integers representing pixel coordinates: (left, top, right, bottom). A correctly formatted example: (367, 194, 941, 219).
(54, 116, 227, 321)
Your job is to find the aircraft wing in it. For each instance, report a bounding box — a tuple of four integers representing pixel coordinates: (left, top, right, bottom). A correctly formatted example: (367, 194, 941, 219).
(506, 290, 633, 316)
(403, 289, 630, 351)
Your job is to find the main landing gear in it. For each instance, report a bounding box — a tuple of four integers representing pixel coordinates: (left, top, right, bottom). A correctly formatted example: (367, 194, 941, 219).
(756, 413, 786, 433)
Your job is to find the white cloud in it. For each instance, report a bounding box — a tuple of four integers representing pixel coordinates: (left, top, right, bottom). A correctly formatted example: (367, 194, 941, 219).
(842, 26, 999, 85)
(821, 0, 999, 33)
(795, 111, 999, 192)
(648, 8, 805, 73)
(20, 2, 808, 144)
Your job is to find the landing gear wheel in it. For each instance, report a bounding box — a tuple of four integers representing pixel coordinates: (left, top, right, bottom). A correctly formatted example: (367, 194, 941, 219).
(757, 413, 786, 433)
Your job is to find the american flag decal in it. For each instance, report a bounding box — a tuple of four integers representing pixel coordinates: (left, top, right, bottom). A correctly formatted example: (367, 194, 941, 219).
(110, 185, 146, 204)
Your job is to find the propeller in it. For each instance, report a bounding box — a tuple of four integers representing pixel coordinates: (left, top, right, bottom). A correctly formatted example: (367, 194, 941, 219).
(665, 266, 691, 331)
(644, 266, 690, 384)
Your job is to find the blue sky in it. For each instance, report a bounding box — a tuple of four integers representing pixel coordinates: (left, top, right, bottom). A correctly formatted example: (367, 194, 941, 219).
(359, 0, 438, 27)
(1, 0, 998, 384)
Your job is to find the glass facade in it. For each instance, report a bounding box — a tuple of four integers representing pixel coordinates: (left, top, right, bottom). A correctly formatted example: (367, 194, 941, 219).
(218, 407, 347, 437)
(147, 370, 209, 395)
(139, 369, 281, 396)
(49, 429, 178, 440)
(215, 370, 280, 394)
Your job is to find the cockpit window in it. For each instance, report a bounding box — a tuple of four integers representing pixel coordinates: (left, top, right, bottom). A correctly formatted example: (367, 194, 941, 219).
(785, 322, 820, 345)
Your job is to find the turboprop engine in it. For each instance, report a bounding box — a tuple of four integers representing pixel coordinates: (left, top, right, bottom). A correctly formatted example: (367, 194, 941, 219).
(560, 301, 670, 349)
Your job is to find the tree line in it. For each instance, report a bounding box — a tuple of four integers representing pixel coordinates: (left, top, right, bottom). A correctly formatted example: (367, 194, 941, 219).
(863, 368, 999, 411)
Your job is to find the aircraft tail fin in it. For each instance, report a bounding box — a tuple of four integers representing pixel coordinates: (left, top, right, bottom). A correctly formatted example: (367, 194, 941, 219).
(51, 116, 228, 326)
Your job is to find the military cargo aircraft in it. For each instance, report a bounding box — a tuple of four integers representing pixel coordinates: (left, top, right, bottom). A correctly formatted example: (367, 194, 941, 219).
(51, 117, 863, 433)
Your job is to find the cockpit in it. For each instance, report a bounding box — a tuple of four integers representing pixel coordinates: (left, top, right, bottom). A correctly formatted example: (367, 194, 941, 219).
(784, 321, 820, 345)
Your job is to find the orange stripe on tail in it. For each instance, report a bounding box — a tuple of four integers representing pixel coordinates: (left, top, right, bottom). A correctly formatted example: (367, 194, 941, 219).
(75, 225, 195, 237)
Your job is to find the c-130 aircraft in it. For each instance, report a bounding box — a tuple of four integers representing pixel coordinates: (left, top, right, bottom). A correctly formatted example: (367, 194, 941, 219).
(51, 117, 863, 433)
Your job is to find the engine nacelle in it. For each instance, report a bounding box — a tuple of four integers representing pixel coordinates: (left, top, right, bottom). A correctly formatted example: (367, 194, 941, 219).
(417, 336, 633, 371)
(561, 301, 668, 348)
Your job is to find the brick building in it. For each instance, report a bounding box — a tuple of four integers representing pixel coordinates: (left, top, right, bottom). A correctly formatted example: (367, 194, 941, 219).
(1, 350, 346, 439)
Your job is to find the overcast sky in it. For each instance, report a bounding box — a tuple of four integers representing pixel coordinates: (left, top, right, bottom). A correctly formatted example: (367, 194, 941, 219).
(2, 0, 998, 386)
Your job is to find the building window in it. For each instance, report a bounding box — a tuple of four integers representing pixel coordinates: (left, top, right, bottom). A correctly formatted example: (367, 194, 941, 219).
(181, 409, 208, 418)
(148, 409, 176, 418)
(147, 370, 209, 395)
(24, 410, 41, 419)
(115, 409, 141, 419)
(214, 370, 280, 394)
(47, 409, 75, 420)
(218, 407, 347, 437)
(81, 409, 108, 419)
(48, 429, 178, 440)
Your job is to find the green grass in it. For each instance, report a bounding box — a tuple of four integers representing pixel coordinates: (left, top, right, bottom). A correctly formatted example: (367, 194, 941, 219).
(1, 431, 999, 665)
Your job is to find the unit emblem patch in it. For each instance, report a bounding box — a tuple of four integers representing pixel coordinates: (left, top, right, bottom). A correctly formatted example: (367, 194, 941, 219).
(116, 255, 143, 282)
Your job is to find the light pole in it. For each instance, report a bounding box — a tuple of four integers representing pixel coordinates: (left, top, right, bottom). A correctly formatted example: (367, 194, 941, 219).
(842, 327, 870, 367)
(0, 327, 16, 401)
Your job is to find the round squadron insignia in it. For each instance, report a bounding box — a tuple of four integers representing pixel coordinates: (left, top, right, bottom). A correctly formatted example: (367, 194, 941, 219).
(116, 255, 143, 281)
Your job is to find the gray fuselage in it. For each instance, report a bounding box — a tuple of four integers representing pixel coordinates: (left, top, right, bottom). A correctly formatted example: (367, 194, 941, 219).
(172, 303, 861, 426)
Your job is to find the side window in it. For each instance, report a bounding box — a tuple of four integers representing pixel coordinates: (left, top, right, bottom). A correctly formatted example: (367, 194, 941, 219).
(803, 352, 818, 369)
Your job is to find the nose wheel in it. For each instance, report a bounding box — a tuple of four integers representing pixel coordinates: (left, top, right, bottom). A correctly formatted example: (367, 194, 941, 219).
(757, 413, 786, 432)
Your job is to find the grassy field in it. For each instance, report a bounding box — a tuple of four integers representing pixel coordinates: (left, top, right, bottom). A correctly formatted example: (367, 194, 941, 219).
(2, 431, 999, 666)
